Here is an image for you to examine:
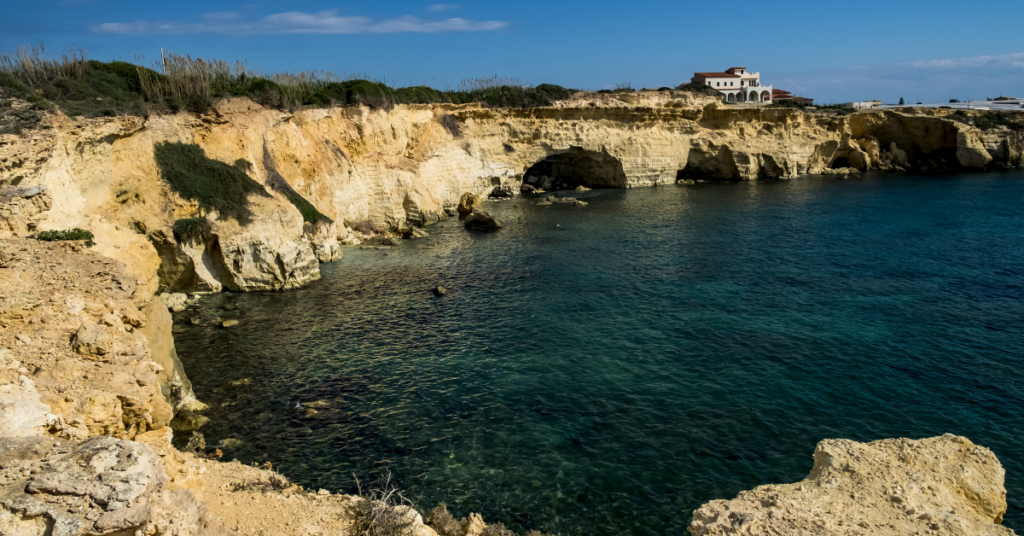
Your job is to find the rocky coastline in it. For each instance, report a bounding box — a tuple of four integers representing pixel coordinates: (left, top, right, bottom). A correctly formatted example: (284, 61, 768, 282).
(0, 91, 1021, 535)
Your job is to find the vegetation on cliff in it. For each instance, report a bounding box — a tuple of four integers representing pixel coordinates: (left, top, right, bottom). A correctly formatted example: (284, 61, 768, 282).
(0, 45, 575, 121)
(35, 227, 95, 246)
(172, 217, 213, 244)
(154, 142, 270, 224)
(949, 110, 1024, 132)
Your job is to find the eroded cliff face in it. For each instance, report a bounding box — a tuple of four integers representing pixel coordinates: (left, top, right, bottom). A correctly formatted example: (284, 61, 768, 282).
(1, 93, 1022, 536)
(2, 92, 1020, 296)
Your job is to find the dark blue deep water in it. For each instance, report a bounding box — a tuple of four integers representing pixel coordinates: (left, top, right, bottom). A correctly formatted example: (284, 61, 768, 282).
(174, 172, 1024, 535)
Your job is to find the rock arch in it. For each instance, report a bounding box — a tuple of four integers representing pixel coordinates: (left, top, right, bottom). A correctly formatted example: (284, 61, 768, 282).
(522, 147, 628, 190)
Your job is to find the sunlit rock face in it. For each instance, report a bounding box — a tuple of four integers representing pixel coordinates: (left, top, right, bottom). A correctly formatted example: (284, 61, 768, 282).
(1, 92, 1020, 293)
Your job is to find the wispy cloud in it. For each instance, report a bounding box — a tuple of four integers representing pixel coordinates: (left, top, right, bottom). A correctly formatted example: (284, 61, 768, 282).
(428, 4, 461, 11)
(92, 10, 507, 35)
(901, 51, 1024, 69)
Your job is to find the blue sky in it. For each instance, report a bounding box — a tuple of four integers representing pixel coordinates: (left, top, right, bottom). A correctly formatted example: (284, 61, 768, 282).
(2, 0, 1022, 103)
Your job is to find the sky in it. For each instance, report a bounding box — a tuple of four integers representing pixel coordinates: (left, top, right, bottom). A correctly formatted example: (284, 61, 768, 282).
(1, 0, 1022, 104)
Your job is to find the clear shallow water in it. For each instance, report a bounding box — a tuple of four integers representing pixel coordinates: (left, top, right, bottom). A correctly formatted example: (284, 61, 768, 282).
(174, 172, 1024, 535)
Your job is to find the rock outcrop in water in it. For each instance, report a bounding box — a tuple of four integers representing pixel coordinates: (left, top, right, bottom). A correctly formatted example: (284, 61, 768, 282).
(688, 434, 1016, 536)
(1, 92, 1020, 295)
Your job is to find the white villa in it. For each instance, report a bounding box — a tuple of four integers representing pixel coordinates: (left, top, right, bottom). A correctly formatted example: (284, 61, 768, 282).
(690, 67, 773, 104)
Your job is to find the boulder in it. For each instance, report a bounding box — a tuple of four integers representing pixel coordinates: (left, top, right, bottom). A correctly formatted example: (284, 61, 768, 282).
(159, 293, 188, 313)
(464, 211, 502, 232)
(220, 319, 240, 328)
(688, 435, 1015, 536)
(520, 183, 538, 194)
(957, 129, 994, 168)
(457, 193, 481, 219)
(72, 321, 113, 357)
(169, 409, 210, 432)
(433, 286, 447, 296)
(0, 435, 232, 536)
(488, 185, 516, 199)
(575, 185, 592, 192)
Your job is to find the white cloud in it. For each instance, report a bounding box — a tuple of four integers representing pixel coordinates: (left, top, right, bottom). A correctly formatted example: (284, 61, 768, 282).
(428, 4, 461, 11)
(92, 10, 507, 35)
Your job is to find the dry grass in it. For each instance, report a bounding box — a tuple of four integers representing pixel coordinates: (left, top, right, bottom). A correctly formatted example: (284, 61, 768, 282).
(349, 473, 415, 536)
(0, 44, 87, 87)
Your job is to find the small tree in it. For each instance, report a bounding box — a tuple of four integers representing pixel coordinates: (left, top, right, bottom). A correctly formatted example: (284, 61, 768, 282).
(898, 97, 905, 105)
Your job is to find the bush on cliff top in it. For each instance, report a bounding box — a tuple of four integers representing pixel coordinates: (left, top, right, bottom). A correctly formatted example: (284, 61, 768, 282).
(154, 142, 270, 225)
(1, 44, 576, 124)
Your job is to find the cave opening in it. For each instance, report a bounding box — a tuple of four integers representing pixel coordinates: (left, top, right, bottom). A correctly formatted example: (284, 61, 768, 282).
(523, 148, 627, 190)
(830, 157, 852, 169)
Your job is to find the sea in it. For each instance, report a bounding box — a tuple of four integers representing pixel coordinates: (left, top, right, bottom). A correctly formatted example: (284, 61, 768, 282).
(174, 171, 1024, 535)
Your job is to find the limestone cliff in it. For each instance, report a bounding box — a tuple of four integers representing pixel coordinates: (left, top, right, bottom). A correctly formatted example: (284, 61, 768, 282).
(0, 94, 1022, 535)
(2, 92, 1020, 295)
(688, 434, 1015, 536)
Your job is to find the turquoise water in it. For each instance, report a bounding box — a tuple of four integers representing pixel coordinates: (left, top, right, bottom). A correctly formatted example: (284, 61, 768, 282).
(174, 172, 1024, 535)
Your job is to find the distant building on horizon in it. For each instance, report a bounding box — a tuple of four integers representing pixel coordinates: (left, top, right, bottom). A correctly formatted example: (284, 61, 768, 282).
(683, 67, 774, 104)
(841, 100, 882, 109)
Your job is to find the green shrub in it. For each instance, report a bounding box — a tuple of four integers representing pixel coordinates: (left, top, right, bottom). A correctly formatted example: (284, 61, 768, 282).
(36, 228, 95, 246)
(172, 217, 212, 244)
(185, 94, 213, 115)
(153, 142, 270, 224)
(395, 86, 451, 104)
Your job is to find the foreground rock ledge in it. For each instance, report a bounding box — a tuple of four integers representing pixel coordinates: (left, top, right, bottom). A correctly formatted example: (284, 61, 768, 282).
(688, 434, 1016, 536)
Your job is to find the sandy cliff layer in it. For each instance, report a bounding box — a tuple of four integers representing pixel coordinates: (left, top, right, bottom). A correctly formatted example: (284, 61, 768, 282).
(1, 92, 1021, 296)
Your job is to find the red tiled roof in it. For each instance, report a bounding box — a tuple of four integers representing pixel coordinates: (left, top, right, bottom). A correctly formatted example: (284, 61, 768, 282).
(727, 67, 747, 70)
(693, 72, 741, 78)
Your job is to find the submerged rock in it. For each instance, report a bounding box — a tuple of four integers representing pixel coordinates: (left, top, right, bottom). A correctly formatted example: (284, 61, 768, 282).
(433, 285, 447, 296)
(406, 227, 429, 239)
(688, 434, 1015, 536)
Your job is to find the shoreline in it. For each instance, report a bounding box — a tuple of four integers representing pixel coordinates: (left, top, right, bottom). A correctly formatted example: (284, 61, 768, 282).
(1, 94, 1022, 535)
